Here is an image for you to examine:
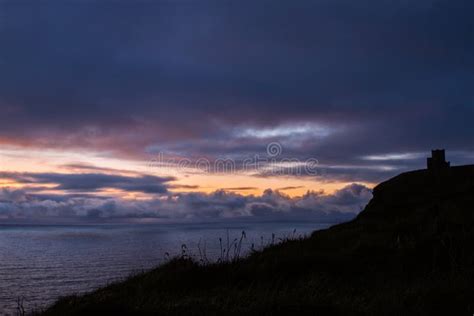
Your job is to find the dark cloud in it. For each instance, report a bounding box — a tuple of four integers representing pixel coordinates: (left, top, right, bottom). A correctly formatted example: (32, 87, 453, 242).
(0, 0, 473, 183)
(60, 163, 137, 175)
(169, 184, 200, 189)
(222, 187, 258, 191)
(276, 186, 305, 191)
(0, 172, 174, 194)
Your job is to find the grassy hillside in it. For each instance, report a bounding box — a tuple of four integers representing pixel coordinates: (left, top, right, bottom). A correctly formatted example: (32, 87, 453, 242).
(42, 166, 474, 315)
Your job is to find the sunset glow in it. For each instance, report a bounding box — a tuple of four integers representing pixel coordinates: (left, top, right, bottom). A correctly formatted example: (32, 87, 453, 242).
(1, 0, 473, 224)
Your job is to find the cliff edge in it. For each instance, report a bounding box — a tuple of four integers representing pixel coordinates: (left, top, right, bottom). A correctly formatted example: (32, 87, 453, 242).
(42, 164, 474, 315)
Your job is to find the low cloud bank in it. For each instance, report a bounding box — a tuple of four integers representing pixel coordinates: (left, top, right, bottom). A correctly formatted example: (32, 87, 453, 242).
(0, 184, 372, 223)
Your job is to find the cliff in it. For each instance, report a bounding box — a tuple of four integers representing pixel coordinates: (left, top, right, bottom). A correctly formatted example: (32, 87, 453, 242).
(42, 166, 474, 315)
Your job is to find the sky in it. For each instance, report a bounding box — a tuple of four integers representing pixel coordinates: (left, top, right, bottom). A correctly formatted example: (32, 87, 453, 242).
(0, 0, 473, 222)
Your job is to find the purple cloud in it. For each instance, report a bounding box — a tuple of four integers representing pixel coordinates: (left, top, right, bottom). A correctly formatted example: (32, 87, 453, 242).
(0, 184, 372, 223)
(0, 172, 174, 194)
(0, 0, 473, 185)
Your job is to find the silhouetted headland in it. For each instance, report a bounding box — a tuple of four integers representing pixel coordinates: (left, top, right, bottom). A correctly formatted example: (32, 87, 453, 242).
(42, 150, 474, 315)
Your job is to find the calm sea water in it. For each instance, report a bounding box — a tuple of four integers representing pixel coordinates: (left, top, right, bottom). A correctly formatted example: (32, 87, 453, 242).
(0, 221, 331, 315)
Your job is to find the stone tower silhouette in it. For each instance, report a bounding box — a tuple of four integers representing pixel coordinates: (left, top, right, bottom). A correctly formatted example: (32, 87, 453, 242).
(427, 149, 450, 171)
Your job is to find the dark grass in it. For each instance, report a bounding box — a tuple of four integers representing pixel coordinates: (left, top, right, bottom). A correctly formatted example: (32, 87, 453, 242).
(41, 166, 474, 315)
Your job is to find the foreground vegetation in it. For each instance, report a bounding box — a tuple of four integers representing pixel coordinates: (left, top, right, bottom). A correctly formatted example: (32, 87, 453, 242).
(42, 166, 474, 315)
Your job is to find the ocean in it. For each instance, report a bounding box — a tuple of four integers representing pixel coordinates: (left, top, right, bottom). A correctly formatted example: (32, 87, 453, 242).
(0, 221, 332, 315)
